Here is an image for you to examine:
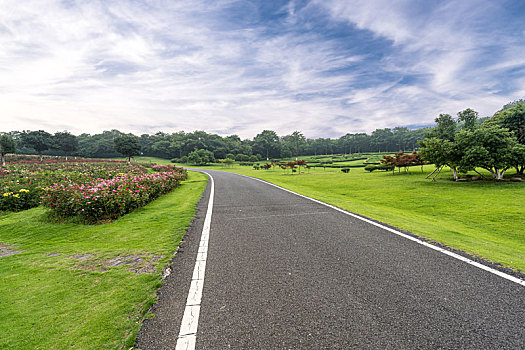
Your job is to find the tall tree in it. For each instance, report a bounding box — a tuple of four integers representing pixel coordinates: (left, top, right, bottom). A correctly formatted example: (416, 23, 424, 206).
(114, 135, 142, 162)
(420, 115, 461, 180)
(0, 134, 16, 166)
(21, 130, 52, 160)
(426, 114, 457, 141)
(282, 131, 306, 159)
(392, 127, 409, 151)
(457, 108, 479, 131)
(495, 102, 525, 144)
(371, 128, 393, 152)
(53, 131, 78, 160)
(254, 130, 280, 160)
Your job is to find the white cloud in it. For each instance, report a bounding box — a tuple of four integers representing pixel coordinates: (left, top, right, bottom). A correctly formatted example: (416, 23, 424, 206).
(0, 0, 523, 139)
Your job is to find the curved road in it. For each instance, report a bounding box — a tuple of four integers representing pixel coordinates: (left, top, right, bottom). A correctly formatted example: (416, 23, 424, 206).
(136, 169, 524, 349)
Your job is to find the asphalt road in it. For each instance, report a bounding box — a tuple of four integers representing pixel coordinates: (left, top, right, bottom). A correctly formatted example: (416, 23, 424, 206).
(136, 169, 525, 349)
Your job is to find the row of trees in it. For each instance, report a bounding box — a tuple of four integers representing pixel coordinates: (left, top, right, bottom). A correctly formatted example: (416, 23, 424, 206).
(1, 127, 428, 162)
(420, 103, 525, 180)
(2, 100, 523, 171)
(0, 130, 78, 163)
(0, 130, 144, 164)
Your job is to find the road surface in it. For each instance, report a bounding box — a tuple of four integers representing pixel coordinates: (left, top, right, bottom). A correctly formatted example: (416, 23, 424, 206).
(136, 169, 524, 349)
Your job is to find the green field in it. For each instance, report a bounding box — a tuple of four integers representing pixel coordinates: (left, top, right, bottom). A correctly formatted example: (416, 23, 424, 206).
(184, 162, 525, 273)
(0, 171, 208, 349)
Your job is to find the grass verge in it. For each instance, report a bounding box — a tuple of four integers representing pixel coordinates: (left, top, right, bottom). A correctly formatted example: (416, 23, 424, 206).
(185, 163, 525, 273)
(0, 171, 208, 349)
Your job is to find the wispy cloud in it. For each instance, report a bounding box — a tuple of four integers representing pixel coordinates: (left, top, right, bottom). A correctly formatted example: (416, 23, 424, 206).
(0, 0, 524, 138)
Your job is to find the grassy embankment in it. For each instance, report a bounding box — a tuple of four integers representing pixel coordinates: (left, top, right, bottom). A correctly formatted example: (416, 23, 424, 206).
(183, 162, 525, 273)
(0, 170, 208, 349)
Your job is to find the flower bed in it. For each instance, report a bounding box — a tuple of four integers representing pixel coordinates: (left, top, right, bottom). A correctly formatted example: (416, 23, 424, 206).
(1, 158, 187, 222)
(42, 170, 187, 223)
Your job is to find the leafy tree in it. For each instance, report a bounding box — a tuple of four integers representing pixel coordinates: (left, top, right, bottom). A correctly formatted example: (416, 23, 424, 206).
(420, 138, 463, 180)
(21, 130, 52, 160)
(187, 149, 215, 165)
(457, 108, 478, 131)
(392, 127, 409, 151)
(508, 144, 525, 175)
(224, 158, 235, 168)
(77, 130, 123, 158)
(152, 140, 174, 158)
(500, 99, 525, 112)
(114, 135, 142, 161)
(381, 151, 424, 175)
(426, 114, 457, 141)
(253, 130, 280, 160)
(235, 154, 250, 162)
(187, 152, 201, 165)
(282, 131, 306, 159)
(371, 128, 393, 152)
(495, 102, 525, 144)
(352, 133, 371, 153)
(456, 125, 518, 180)
(0, 134, 16, 166)
(53, 131, 78, 160)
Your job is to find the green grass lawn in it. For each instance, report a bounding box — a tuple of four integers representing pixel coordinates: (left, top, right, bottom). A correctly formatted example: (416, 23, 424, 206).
(185, 163, 525, 273)
(0, 171, 208, 349)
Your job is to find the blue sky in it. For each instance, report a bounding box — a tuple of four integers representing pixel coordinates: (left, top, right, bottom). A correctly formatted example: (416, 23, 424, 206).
(1, 0, 524, 138)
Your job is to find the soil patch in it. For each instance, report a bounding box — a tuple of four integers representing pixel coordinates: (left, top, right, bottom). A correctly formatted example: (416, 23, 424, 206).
(70, 254, 164, 274)
(104, 255, 164, 274)
(0, 243, 24, 258)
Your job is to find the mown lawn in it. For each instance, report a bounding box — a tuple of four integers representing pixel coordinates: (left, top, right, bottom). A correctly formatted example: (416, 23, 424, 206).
(188, 163, 525, 272)
(0, 171, 208, 349)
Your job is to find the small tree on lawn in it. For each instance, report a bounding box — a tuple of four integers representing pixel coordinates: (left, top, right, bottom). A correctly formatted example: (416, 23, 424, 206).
(114, 135, 142, 162)
(53, 131, 78, 160)
(286, 161, 296, 174)
(419, 138, 463, 181)
(296, 160, 306, 174)
(0, 134, 16, 166)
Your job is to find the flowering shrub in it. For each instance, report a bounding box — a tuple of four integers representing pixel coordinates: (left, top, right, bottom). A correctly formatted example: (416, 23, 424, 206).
(0, 187, 42, 211)
(151, 164, 183, 172)
(1, 158, 188, 222)
(42, 169, 187, 223)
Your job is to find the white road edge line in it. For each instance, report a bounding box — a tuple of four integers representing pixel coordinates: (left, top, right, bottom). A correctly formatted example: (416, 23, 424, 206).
(175, 172, 215, 350)
(232, 172, 525, 287)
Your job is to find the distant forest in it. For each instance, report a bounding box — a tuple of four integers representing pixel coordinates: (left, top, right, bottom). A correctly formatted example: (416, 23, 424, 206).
(3, 100, 522, 162)
(2, 126, 429, 161)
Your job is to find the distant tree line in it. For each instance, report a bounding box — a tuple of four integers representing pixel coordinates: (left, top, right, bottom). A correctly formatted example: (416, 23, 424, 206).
(0, 126, 429, 162)
(1, 99, 523, 168)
